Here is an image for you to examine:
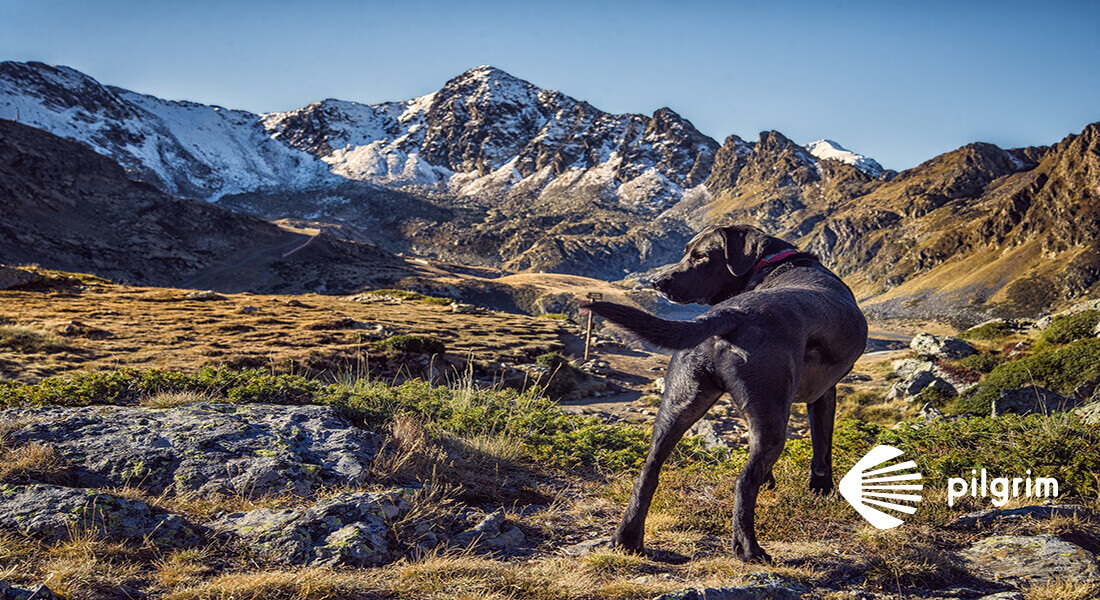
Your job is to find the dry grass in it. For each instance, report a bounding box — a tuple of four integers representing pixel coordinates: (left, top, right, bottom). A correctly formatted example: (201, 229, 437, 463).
(0, 280, 570, 382)
(1024, 580, 1100, 600)
(142, 390, 217, 409)
(0, 324, 70, 354)
(41, 529, 145, 598)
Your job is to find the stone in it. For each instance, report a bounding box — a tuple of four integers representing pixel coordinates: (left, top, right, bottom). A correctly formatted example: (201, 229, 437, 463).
(687, 419, 728, 451)
(652, 573, 809, 600)
(1074, 379, 1098, 402)
(451, 509, 528, 552)
(652, 377, 666, 394)
(208, 489, 411, 567)
(236, 305, 259, 314)
(892, 358, 935, 379)
(0, 484, 199, 547)
(950, 504, 1089, 529)
(183, 290, 223, 301)
(920, 402, 944, 421)
(0, 581, 60, 600)
(0, 266, 42, 290)
(958, 534, 1100, 585)
(561, 536, 613, 556)
(910, 333, 975, 359)
(991, 386, 1076, 417)
(0, 403, 377, 497)
(888, 369, 955, 401)
(450, 302, 477, 314)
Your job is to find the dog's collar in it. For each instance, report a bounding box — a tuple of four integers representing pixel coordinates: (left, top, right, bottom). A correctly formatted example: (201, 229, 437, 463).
(753, 249, 800, 271)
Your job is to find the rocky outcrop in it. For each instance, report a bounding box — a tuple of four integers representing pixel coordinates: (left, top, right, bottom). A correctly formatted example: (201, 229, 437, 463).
(950, 505, 1089, 529)
(653, 573, 809, 600)
(910, 334, 975, 359)
(0, 403, 377, 497)
(207, 490, 412, 567)
(0, 484, 199, 547)
(0, 119, 417, 294)
(958, 534, 1100, 585)
(990, 386, 1076, 417)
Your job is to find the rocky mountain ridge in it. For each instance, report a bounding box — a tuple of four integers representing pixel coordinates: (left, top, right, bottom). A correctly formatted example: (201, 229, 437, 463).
(3, 60, 1099, 317)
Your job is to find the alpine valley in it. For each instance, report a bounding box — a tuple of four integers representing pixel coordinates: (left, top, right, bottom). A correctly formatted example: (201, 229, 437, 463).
(2, 60, 1098, 321)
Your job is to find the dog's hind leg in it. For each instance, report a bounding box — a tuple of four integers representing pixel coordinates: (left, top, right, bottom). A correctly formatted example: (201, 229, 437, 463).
(613, 359, 722, 553)
(807, 385, 836, 495)
(731, 403, 788, 562)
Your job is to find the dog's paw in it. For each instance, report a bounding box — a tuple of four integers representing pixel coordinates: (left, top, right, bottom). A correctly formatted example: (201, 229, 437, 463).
(732, 537, 772, 563)
(809, 472, 833, 495)
(611, 532, 645, 555)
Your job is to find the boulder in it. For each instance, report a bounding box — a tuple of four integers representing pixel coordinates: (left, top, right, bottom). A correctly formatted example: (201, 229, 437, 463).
(888, 369, 955, 402)
(950, 504, 1089, 529)
(451, 508, 528, 552)
(687, 419, 728, 451)
(207, 489, 412, 567)
(0, 403, 377, 497)
(0, 581, 59, 600)
(958, 534, 1100, 585)
(891, 358, 935, 379)
(653, 573, 808, 600)
(0, 266, 42, 290)
(183, 290, 224, 301)
(991, 386, 1076, 417)
(0, 484, 199, 547)
(910, 333, 975, 359)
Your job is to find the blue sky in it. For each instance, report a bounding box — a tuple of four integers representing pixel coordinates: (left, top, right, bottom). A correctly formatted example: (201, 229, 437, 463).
(2, 0, 1097, 170)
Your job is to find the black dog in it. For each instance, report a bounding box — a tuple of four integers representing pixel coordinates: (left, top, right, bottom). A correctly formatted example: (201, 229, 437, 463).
(583, 224, 867, 561)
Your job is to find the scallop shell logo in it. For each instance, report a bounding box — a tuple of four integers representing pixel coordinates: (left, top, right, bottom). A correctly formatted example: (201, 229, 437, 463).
(839, 445, 923, 529)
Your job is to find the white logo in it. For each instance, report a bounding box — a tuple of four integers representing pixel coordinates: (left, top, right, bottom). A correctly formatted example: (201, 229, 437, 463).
(839, 445, 923, 529)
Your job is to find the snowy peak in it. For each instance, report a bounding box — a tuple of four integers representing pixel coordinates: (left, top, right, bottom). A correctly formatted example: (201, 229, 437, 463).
(805, 139, 885, 177)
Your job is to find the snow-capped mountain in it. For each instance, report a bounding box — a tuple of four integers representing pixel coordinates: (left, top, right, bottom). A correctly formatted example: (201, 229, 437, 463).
(261, 66, 719, 213)
(0, 62, 720, 214)
(804, 139, 885, 177)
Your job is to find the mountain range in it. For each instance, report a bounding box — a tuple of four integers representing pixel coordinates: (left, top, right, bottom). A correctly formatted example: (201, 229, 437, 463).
(1, 60, 1098, 320)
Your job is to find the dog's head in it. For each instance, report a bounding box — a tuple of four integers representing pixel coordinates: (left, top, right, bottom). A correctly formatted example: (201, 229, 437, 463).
(650, 224, 793, 305)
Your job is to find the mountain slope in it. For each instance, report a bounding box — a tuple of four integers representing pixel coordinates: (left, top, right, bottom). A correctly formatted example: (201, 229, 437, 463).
(0, 118, 414, 293)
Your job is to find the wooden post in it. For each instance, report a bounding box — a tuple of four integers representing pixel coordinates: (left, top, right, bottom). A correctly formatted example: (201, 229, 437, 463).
(584, 292, 602, 361)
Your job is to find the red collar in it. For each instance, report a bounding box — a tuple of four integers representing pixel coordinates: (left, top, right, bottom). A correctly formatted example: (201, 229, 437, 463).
(753, 249, 799, 271)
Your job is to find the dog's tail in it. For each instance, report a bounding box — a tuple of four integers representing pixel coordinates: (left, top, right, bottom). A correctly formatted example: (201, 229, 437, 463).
(581, 301, 738, 350)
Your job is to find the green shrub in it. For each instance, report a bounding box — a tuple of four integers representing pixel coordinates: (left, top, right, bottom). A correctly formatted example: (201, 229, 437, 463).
(1040, 310, 1100, 345)
(375, 334, 446, 355)
(957, 338, 1100, 415)
(535, 352, 570, 371)
(959, 321, 1012, 340)
(953, 352, 1003, 373)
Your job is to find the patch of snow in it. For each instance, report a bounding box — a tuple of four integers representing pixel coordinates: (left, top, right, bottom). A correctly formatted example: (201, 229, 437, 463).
(804, 139, 885, 177)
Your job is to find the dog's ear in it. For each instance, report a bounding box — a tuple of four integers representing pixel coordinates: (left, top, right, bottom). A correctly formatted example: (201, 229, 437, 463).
(722, 226, 769, 277)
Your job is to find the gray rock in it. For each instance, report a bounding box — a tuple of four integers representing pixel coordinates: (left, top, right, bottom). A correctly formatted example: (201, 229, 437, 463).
(910, 333, 975, 359)
(561, 536, 613, 556)
(449, 302, 477, 314)
(0, 403, 377, 497)
(183, 290, 223, 300)
(888, 369, 956, 401)
(652, 573, 808, 600)
(0, 266, 42, 290)
(652, 377, 666, 395)
(950, 504, 1089, 529)
(920, 402, 944, 421)
(0, 484, 199, 547)
(687, 419, 729, 451)
(991, 386, 1077, 417)
(0, 581, 59, 600)
(450, 509, 528, 552)
(208, 489, 411, 567)
(958, 534, 1100, 585)
(892, 358, 935, 379)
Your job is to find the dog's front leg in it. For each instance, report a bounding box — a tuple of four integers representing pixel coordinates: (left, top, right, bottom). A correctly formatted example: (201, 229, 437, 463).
(807, 386, 836, 494)
(614, 366, 719, 553)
